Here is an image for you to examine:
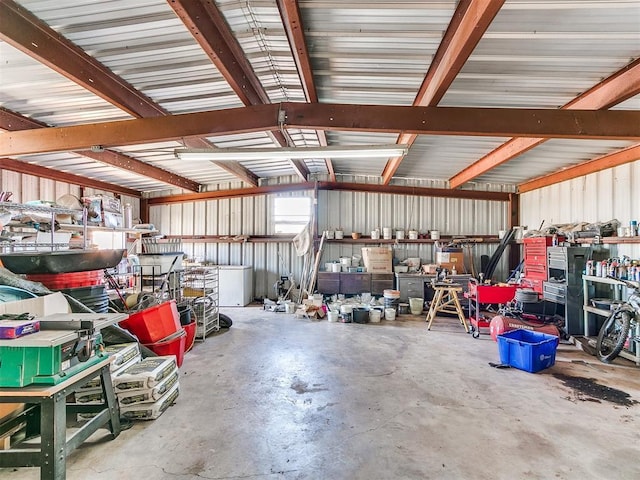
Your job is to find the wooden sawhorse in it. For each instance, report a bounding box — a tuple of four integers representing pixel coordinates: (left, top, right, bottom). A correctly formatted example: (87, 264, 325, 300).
(426, 284, 470, 333)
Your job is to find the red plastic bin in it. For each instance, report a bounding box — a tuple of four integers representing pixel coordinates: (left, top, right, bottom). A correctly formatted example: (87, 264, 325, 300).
(183, 321, 197, 352)
(144, 328, 186, 368)
(119, 300, 180, 344)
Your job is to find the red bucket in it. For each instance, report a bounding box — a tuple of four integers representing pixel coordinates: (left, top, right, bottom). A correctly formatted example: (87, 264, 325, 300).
(119, 300, 180, 344)
(183, 321, 197, 352)
(144, 328, 186, 368)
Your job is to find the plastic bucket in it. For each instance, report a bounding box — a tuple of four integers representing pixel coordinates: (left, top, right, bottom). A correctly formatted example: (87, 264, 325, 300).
(409, 298, 424, 315)
(285, 302, 296, 314)
(385, 308, 396, 321)
(327, 311, 339, 322)
(369, 309, 382, 323)
(144, 328, 187, 368)
(353, 307, 369, 324)
(177, 305, 193, 326)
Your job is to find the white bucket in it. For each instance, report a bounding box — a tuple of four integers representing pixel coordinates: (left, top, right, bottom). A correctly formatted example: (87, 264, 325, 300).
(340, 257, 352, 267)
(409, 297, 423, 315)
(430, 230, 440, 240)
(371, 229, 380, 240)
(331, 263, 342, 272)
(327, 311, 339, 322)
(285, 302, 296, 314)
(369, 309, 382, 323)
(334, 230, 344, 239)
(382, 227, 392, 239)
(324, 230, 335, 239)
(385, 308, 396, 321)
(396, 230, 405, 240)
(408, 230, 419, 240)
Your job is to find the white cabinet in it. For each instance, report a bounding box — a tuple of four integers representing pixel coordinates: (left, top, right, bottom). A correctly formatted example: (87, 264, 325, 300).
(217, 266, 253, 306)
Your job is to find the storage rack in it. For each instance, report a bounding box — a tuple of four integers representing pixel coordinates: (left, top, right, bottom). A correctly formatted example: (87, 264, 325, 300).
(180, 266, 220, 340)
(582, 275, 640, 365)
(0, 201, 86, 251)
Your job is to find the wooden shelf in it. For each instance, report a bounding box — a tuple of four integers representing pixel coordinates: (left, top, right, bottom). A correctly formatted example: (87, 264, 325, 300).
(323, 235, 501, 244)
(576, 236, 640, 244)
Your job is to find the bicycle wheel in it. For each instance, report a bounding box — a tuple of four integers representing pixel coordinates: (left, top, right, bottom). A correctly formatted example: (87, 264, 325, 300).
(596, 309, 631, 363)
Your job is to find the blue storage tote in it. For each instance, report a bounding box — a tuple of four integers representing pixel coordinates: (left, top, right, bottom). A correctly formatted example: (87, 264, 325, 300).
(497, 329, 559, 373)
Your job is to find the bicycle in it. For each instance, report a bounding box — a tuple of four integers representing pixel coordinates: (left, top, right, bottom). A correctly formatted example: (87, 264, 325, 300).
(596, 277, 640, 363)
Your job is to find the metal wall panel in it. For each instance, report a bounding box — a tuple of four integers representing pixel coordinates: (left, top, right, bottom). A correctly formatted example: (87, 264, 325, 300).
(520, 161, 640, 259)
(149, 175, 512, 298)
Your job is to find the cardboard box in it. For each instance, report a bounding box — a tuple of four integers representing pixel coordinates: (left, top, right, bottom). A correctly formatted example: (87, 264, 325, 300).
(436, 251, 465, 272)
(361, 247, 393, 273)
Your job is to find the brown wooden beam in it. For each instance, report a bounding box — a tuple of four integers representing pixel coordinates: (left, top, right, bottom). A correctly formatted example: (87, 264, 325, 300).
(381, 0, 504, 184)
(0, 0, 166, 118)
(3, 104, 639, 157)
(276, 0, 334, 180)
(1, 107, 203, 192)
(148, 182, 315, 205)
(508, 192, 520, 274)
(449, 58, 640, 188)
(146, 180, 510, 206)
(518, 143, 640, 194)
(168, 0, 269, 106)
(79, 150, 201, 193)
(0, 2, 254, 189)
(317, 181, 510, 202)
(0, 157, 141, 198)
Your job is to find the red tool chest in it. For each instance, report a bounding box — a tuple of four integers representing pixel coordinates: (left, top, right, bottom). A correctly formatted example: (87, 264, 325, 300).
(522, 237, 554, 293)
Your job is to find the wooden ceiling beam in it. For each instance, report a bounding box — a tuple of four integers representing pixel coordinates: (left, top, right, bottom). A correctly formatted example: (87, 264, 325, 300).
(277, 0, 334, 180)
(2, 104, 639, 157)
(0, 1, 256, 189)
(449, 58, 640, 189)
(381, 0, 504, 184)
(146, 180, 510, 205)
(0, 158, 141, 198)
(168, 0, 308, 182)
(0, 107, 202, 192)
(518, 143, 640, 193)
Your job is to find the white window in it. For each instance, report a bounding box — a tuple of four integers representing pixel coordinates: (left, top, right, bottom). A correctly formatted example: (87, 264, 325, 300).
(273, 197, 312, 234)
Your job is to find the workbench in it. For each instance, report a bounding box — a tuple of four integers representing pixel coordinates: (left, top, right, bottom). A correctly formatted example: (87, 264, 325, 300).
(0, 356, 121, 480)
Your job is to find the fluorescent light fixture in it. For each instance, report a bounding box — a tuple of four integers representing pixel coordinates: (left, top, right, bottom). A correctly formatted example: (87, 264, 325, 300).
(174, 144, 409, 161)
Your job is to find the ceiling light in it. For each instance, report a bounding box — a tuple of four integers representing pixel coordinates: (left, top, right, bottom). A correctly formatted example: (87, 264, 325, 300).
(174, 144, 409, 161)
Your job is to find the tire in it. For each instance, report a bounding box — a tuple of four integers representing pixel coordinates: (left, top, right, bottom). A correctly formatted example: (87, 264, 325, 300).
(219, 313, 233, 328)
(596, 310, 631, 363)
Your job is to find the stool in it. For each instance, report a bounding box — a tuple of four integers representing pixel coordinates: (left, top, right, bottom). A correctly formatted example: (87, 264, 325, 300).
(426, 284, 469, 333)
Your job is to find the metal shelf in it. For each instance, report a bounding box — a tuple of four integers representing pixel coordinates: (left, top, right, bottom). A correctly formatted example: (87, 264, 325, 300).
(181, 267, 220, 341)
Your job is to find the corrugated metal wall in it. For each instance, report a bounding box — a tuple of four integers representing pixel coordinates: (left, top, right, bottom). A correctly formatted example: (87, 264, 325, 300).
(149, 175, 513, 300)
(520, 160, 640, 259)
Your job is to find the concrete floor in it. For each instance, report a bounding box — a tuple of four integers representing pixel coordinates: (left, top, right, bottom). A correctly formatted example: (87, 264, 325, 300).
(3, 307, 640, 480)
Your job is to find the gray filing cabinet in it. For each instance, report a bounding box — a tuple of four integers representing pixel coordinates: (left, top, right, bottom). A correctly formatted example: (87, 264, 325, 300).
(396, 273, 472, 303)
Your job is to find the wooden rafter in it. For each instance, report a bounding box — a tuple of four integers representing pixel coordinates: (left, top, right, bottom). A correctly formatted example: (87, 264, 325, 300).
(146, 180, 510, 205)
(0, 158, 140, 198)
(168, 0, 308, 182)
(2, 104, 639, 157)
(0, 107, 199, 193)
(518, 144, 640, 193)
(449, 58, 640, 189)
(277, 0, 335, 180)
(381, 0, 505, 184)
(0, 0, 255, 189)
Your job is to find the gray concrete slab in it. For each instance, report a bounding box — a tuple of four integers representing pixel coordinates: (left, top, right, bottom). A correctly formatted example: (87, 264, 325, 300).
(2, 307, 640, 479)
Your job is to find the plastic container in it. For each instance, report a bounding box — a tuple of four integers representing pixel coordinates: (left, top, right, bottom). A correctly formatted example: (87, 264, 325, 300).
(327, 311, 339, 322)
(183, 321, 197, 352)
(385, 308, 396, 321)
(26, 270, 103, 290)
(409, 297, 424, 315)
(369, 309, 382, 323)
(497, 329, 559, 373)
(119, 300, 181, 344)
(352, 307, 369, 324)
(144, 329, 187, 368)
